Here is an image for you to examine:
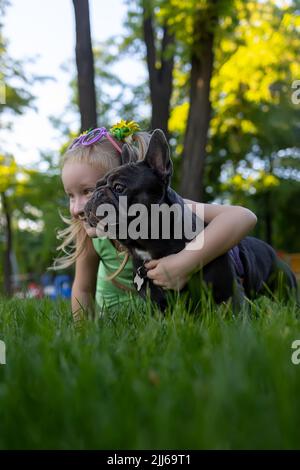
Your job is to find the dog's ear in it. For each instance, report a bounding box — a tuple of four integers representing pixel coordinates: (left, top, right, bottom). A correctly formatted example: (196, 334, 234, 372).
(121, 143, 137, 165)
(144, 129, 173, 182)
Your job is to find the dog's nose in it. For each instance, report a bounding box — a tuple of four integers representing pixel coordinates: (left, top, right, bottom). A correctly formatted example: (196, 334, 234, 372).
(84, 187, 108, 219)
(86, 211, 99, 228)
(84, 203, 93, 220)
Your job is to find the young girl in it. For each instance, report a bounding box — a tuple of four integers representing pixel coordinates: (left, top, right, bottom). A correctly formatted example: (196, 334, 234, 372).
(55, 121, 257, 321)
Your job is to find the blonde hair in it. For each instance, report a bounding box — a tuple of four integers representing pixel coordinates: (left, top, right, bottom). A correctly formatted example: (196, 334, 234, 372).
(51, 132, 151, 281)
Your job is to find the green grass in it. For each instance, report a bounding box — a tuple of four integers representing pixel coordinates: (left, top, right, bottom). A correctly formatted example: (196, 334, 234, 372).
(0, 294, 300, 450)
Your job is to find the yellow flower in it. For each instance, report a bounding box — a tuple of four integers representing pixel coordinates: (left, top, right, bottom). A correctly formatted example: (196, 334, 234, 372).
(110, 120, 140, 141)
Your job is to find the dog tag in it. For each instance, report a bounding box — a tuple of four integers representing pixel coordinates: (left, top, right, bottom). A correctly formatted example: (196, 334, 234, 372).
(134, 272, 144, 291)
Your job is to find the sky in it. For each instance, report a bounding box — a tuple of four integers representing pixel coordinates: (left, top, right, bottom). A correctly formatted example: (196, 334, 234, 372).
(2, 0, 146, 167)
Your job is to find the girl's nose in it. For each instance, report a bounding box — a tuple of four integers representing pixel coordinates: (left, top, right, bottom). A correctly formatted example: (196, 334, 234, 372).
(71, 198, 86, 219)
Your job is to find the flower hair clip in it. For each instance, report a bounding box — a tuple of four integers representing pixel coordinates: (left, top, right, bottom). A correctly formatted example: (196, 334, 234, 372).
(110, 120, 140, 143)
(68, 120, 140, 153)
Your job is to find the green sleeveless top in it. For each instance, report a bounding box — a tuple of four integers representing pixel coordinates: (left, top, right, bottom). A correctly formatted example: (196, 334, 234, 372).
(92, 237, 140, 311)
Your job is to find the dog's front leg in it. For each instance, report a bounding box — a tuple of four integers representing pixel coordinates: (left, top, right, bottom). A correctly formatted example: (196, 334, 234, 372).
(231, 278, 248, 316)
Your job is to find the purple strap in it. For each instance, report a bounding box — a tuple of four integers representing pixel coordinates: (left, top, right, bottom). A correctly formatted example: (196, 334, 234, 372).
(69, 127, 122, 153)
(229, 246, 244, 279)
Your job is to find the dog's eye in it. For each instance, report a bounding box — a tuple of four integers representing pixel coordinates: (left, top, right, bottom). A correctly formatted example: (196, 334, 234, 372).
(113, 183, 125, 193)
(96, 178, 106, 189)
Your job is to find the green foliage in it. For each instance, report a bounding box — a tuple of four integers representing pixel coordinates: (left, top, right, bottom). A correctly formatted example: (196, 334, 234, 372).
(12, 164, 67, 276)
(169, 0, 300, 154)
(167, 0, 300, 250)
(0, 296, 300, 449)
(268, 180, 300, 251)
(0, 29, 35, 128)
(122, 1, 299, 243)
(0, 152, 68, 290)
(2, 0, 299, 289)
(210, 0, 300, 160)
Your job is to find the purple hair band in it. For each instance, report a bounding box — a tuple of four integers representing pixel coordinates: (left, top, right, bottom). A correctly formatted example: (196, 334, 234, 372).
(69, 127, 122, 153)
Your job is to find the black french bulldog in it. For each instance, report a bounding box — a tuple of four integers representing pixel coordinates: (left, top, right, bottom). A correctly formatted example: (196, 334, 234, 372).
(84, 129, 298, 312)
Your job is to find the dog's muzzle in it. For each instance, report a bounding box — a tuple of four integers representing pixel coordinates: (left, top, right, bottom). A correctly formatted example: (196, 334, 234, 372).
(84, 195, 101, 227)
(84, 188, 112, 228)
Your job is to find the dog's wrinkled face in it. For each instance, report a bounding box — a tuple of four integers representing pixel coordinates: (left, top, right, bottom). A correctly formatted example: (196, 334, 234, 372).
(84, 129, 173, 237)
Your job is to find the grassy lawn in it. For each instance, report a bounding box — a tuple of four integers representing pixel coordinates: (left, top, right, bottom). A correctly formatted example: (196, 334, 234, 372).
(0, 295, 300, 450)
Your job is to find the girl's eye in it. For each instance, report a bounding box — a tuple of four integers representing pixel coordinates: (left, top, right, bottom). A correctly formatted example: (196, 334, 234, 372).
(113, 183, 125, 193)
(83, 188, 94, 195)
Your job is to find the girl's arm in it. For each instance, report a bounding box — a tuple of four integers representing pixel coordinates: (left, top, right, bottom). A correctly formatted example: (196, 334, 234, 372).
(72, 236, 100, 323)
(183, 200, 257, 262)
(145, 202, 257, 290)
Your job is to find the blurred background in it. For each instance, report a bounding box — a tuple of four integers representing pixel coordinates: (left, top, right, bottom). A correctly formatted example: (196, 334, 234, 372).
(0, 0, 299, 299)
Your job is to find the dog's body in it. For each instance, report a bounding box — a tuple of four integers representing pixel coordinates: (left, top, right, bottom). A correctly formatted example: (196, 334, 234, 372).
(85, 129, 298, 312)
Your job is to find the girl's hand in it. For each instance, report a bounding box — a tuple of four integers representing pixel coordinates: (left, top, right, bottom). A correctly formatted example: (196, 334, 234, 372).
(145, 253, 192, 291)
(145, 202, 257, 291)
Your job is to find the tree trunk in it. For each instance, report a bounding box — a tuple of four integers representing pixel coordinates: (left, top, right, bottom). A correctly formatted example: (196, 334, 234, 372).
(1, 191, 12, 296)
(180, 14, 216, 201)
(73, 0, 97, 132)
(143, 4, 174, 139)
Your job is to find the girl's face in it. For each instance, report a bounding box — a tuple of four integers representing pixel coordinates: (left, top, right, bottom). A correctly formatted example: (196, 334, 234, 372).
(62, 161, 105, 237)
